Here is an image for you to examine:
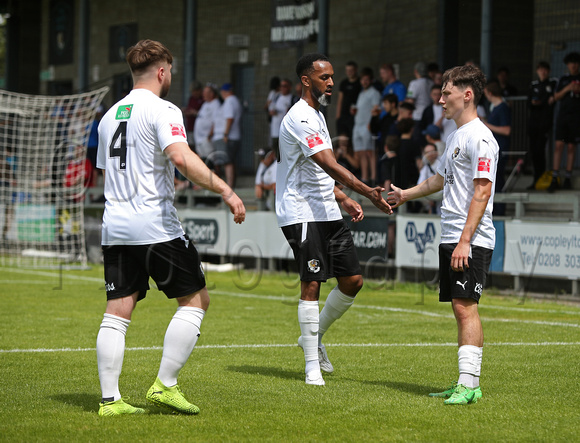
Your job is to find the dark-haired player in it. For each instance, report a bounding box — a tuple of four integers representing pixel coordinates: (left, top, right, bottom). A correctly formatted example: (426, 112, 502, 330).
(276, 53, 392, 385)
(389, 64, 498, 404)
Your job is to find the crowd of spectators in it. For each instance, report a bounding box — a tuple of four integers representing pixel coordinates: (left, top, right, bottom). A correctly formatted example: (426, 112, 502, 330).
(76, 52, 579, 210)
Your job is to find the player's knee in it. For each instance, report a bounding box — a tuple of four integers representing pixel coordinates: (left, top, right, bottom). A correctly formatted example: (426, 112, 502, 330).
(338, 274, 363, 296)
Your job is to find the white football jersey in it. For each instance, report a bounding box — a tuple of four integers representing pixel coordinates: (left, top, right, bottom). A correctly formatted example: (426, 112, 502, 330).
(276, 99, 341, 227)
(97, 89, 187, 245)
(437, 118, 499, 249)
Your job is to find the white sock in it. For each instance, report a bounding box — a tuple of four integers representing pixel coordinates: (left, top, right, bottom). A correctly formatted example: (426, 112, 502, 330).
(298, 299, 320, 374)
(157, 306, 205, 388)
(473, 347, 483, 387)
(96, 313, 130, 401)
(457, 345, 482, 389)
(318, 286, 355, 346)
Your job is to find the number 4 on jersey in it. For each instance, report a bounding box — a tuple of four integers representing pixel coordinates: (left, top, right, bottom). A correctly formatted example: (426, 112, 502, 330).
(109, 121, 128, 170)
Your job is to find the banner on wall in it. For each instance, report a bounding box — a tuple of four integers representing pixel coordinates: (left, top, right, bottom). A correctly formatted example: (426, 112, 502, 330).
(271, 0, 318, 48)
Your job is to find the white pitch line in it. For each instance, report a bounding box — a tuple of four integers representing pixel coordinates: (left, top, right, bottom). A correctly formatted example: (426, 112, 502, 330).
(2, 341, 580, 354)
(214, 291, 580, 328)
(3, 268, 580, 328)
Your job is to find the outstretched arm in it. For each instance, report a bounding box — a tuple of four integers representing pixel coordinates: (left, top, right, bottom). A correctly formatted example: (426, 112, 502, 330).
(387, 173, 444, 208)
(165, 142, 246, 224)
(311, 148, 392, 215)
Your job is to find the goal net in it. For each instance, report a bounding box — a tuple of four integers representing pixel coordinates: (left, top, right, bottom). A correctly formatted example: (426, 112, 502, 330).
(0, 86, 109, 268)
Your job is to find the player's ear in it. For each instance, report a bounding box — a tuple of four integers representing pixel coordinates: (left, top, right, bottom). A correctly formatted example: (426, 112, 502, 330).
(464, 88, 473, 103)
(301, 75, 310, 88)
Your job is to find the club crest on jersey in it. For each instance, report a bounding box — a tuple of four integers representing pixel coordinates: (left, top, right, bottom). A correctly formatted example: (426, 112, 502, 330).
(306, 133, 323, 149)
(478, 157, 491, 172)
(451, 147, 461, 159)
(307, 259, 320, 273)
(170, 123, 186, 138)
(115, 104, 133, 120)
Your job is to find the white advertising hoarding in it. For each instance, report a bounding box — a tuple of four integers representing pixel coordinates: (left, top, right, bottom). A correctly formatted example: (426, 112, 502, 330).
(504, 221, 580, 279)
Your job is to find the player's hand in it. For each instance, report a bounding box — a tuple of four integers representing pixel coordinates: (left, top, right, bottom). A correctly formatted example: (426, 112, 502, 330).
(341, 197, 364, 222)
(368, 186, 393, 215)
(387, 183, 404, 209)
(222, 191, 246, 224)
(451, 242, 470, 272)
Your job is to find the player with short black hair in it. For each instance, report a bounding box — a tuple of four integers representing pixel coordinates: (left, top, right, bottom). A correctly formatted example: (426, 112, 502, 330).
(276, 53, 392, 386)
(389, 64, 499, 405)
(95, 39, 245, 416)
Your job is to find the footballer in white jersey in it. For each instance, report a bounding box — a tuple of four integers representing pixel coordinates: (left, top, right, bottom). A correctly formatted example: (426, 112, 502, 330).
(388, 64, 496, 405)
(97, 89, 188, 245)
(276, 98, 342, 227)
(95, 40, 245, 417)
(437, 118, 498, 250)
(276, 53, 392, 387)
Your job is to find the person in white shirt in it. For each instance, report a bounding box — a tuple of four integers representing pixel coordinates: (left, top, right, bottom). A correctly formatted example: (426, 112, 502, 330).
(351, 67, 382, 184)
(417, 143, 442, 214)
(389, 64, 498, 405)
(276, 53, 393, 386)
(212, 83, 242, 187)
(406, 62, 434, 121)
(269, 78, 294, 154)
(96, 39, 245, 417)
(193, 84, 220, 164)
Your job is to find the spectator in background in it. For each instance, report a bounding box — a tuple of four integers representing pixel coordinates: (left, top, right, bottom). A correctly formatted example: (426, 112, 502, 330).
(379, 134, 400, 193)
(496, 66, 518, 97)
(484, 80, 511, 214)
(216, 83, 243, 188)
(183, 80, 204, 149)
(269, 78, 293, 156)
(265, 76, 281, 120)
(86, 105, 104, 187)
(333, 135, 360, 181)
(370, 93, 399, 152)
(381, 63, 407, 103)
(527, 61, 557, 190)
(549, 51, 580, 192)
(427, 62, 442, 85)
(255, 149, 277, 210)
(422, 124, 446, 156)
(387, 101, 415, 137)
(335, 61, 361, 140)
(417, 142, 442, 214)
(352, 67, 382, 184)
(420, 84, 457, 145)
(396, 117, 421, 193)
(194, 84, 221, 166)
(406, 61, 434, 121)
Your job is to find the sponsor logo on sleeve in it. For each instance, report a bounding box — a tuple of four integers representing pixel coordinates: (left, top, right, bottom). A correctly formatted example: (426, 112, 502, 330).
(478, 157, 491, 172)
(170, 123, 186, 138)
(306, 133, 323, 149)
(115, 104, 133, 120)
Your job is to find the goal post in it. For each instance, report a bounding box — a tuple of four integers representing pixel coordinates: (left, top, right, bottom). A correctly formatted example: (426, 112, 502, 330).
(0, 86, 109, 268)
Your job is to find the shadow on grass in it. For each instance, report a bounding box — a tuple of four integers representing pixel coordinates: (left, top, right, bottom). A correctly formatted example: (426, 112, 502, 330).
(50, 393, 101, 412)
(356, 380, 440, 397)
(51, 393, 178, 415)
(227, 365, 302, 381)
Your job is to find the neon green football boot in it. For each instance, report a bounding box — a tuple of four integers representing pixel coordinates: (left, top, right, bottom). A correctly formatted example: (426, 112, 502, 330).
(98, 398, 145, 416)
(429, 382, 457, 398)
(146, 377, 200, 415)
(444, 384, 480, 405)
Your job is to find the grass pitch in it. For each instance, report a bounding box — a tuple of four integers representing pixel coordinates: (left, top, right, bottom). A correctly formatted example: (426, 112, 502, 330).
(1, 265, 579, 442)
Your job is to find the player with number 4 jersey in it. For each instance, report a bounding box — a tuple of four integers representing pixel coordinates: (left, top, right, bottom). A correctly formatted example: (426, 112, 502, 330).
(95, 39, 245, 417)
